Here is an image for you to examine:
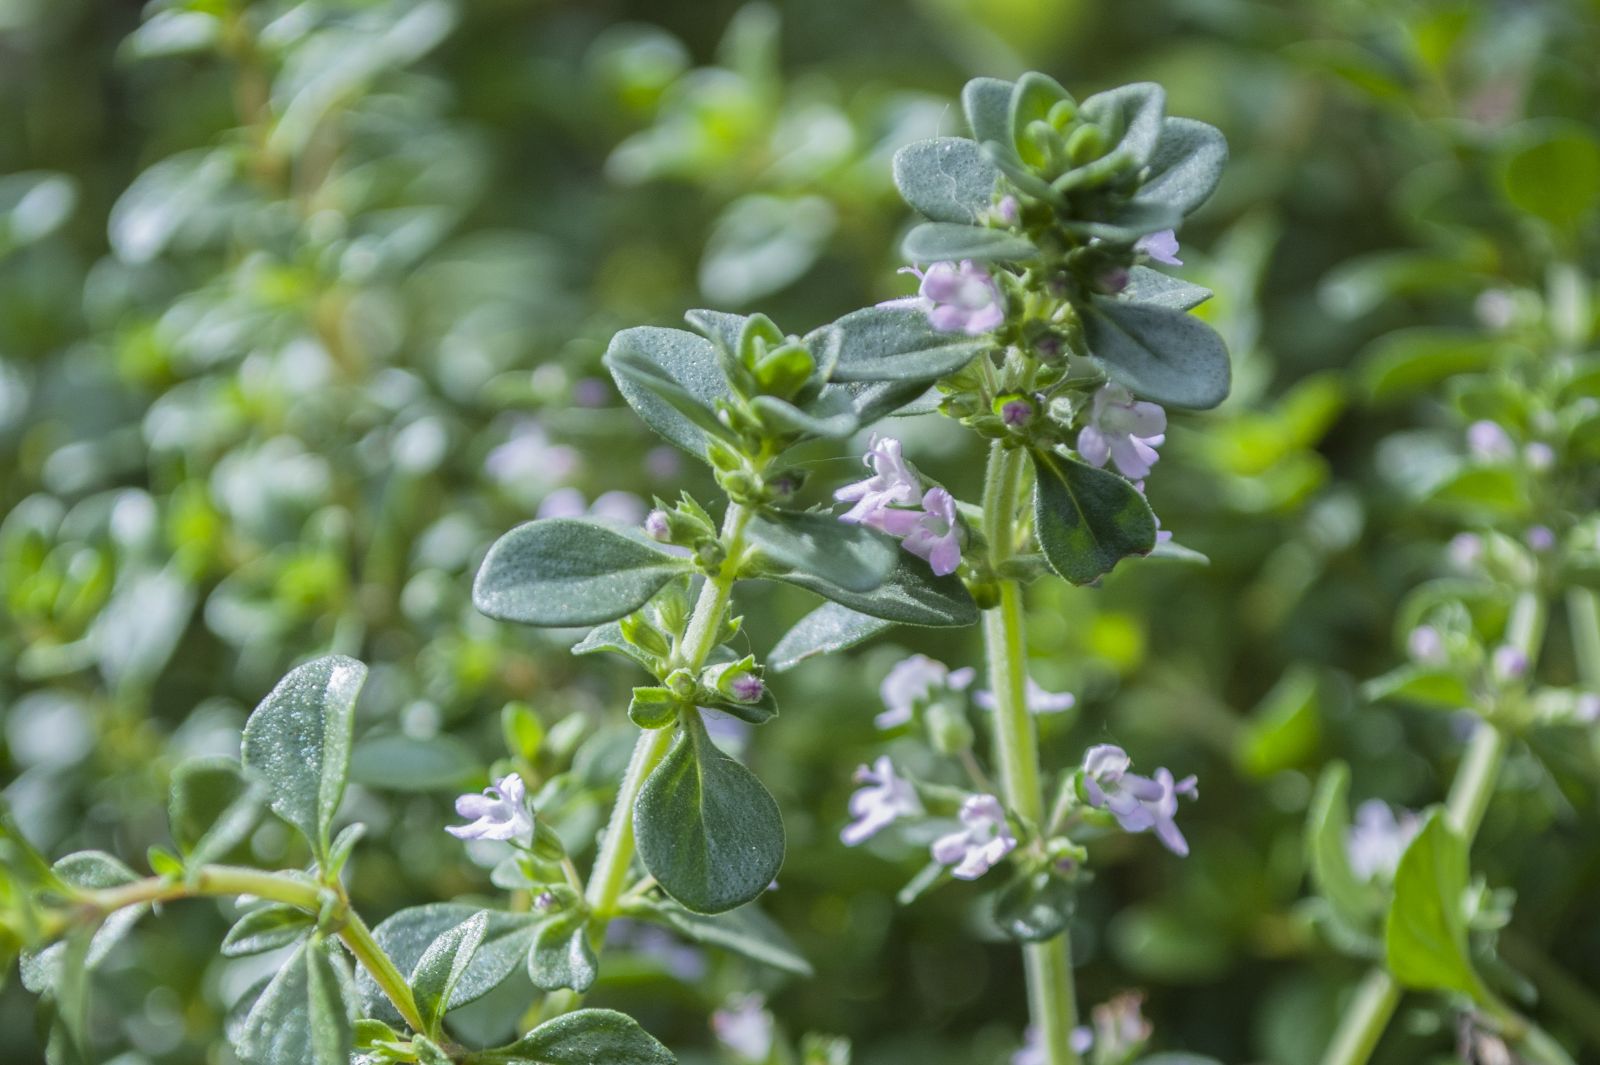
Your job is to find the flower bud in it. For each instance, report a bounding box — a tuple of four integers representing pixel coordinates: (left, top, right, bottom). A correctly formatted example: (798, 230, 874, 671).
(644, 509, 671, 542)
(666, 668, 698, 700)
(1492, 645, 1528, 683)
(532, 821, 568, 862)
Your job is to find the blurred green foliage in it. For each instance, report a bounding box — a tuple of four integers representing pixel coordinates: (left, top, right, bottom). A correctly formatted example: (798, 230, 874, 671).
(2, 1, 1599, 1063)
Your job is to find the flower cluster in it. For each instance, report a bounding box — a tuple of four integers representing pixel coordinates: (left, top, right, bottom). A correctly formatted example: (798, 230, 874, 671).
(1082, 745, 1198, 857)
(835, 436, 965, 576)
(931, 794, 1017, 879)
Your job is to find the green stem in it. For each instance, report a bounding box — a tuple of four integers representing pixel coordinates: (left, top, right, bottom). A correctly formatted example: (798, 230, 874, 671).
(1566, 589, 1600, 690)
(583, 502, 752, 925)
(83, 865, 427, 1035)
(1319, 590, 1547, 1065)
(980, 442, 1080, 1065)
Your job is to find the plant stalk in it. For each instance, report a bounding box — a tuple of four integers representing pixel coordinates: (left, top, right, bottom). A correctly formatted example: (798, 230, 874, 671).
(1319, 589, 1547, 1065)
(583, 501, 752, 925)
(83, 865, 427, 1035)
(980, 441, 1080, 1065)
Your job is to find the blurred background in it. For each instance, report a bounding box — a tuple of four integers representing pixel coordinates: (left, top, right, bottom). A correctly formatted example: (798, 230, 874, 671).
(3, 0, 1599, 1062)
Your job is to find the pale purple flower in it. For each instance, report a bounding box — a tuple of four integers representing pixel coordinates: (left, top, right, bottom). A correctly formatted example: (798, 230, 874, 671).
(729, 674, 765, 703)
(644, 509, 672, 542)
(995, 195, 1021, 226)
(1082, 744, 1197, 857)
(1077, 385, 1166, 480)
(1467, 420, 1514, 461)
(712, 994, 775, 1062)
(1524, 442, 1555, 471)
(881, 486, 964, 576)
(1576, 693, 1600, 724)
(539, 488, 646, 524)
(841, 756, 921, 846)
(446, 773, 534, 842)
(1449, 533, 1483, 569)
(1346, 799, 1420, 882)
(1526, 525, 1555, 552)
(1074, 993, 1153, 1060)
(1407, 625, 1447, 666)
(1001, 398, 1034, 427)
(645, 445, 681, 480)
(1135, 229, 1182, 266)
(486, 420, 579, 489)
(877, 654, 975, 729)
(1012, 1026, 1046, 1065)
(974, 678, 1076, 715)
(572, 376, 611, 407)
(606, 919, 707, 981)
(931, 794, 1016, 879)
(834, 435, 922, 528)
(1492, 645, 1528, 682)
(919, 260, 1005, 335)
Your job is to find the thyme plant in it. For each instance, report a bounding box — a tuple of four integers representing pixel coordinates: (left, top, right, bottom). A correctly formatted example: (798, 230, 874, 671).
(3, 67, 1231, 1065)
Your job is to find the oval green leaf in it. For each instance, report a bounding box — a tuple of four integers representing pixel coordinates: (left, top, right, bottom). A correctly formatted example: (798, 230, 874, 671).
(474, 518, 687, 628)
(1032, 450, 1156, 585)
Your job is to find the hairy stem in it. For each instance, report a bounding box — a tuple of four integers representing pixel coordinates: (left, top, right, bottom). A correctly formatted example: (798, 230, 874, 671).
(981, 441, 1080, 1065)
(1566, 588, 1600, 690)
(583, 501, 752, 925)
(83, 865, 427, 1034)
(1319, 589, 1547, 1065)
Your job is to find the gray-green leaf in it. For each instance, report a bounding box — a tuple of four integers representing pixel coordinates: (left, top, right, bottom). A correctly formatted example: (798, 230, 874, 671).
(474, 519, 688, 628)
(769, 602, 895, 672)
(411, 910, 488, 1031)
(627, 899, 813, 977)
(815, 305, 989, 384)
(892, 137, 1001, 224)
(528, 912, 597, 993)
(240, 655, 366, 860)
(358, 904, 539, 1023)
(746, 510, 897, 594)
(1137, 117, 1228, 217)
(498, 1008, 674, 1065)
(235, 939, 352, 1065)
(1032, 450, 1156, 585)
(168, 755, 264, 866)
(770, 552, 979, 627)
(1121, 266, 1212, 312)
(1083, 297, 1231, 410)
(902, 222, 1038, 264)
(634, 712, 784, 914)
(605, 326, 734, 459)
(222, 904, 315, 958)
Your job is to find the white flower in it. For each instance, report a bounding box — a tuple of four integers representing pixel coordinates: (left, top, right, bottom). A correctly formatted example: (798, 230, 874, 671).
(712, 993, 775, 1062)
(841, 756, 921, 846)
(1082, 745, 1197, 857)
(1345, 799, 1420, 881)
(974, 678, 1076, 715)
(931, 794, 1016, 879)
(446, 774, 534, 843)
(1077, 384, 1166, 480)
(877, 654, 975, 729)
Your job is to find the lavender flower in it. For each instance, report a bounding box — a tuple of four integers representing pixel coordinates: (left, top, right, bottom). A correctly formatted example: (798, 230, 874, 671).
(1073, 993, 1154, 1060)
(919, 260, 1005, 335)
(446, 773, 534, 843)
(1135, 229, 1182, 266)
(841, 756, 922, 846)
(486, 420, 579, 489)
(537, 487, 647, 524)
(994, 195, 1021, 226)
(834, 435, 922, 528)
(644, 509, 672, 542)
(712, 994, 775, 1063)
(1524, 442, 1555, 471)
(879, 486, 964, 576)
(729, 673, 765, 703)
(1575, 693, 1600, 724)
(1345, 799, 1420, 882)
(876, 654, 975, 729)
(1492, 645, 1528, 682)
(1449, 533, 1483, 569)
(1082, 744, 1197, 857)
(1407, 625, 1447, 666)
(1526, 525, 1556, 552)
(1467, 420, 1514, 461)
(1077, 384, 1167, 480)
(974, 678, 1076, 715)
(931, 794, 1016, 880)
